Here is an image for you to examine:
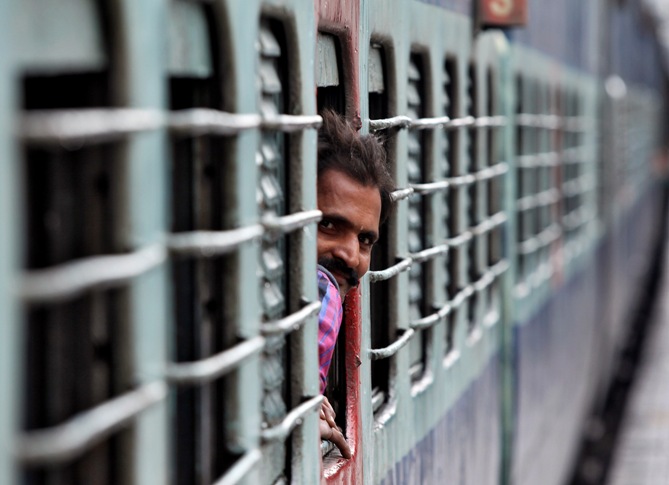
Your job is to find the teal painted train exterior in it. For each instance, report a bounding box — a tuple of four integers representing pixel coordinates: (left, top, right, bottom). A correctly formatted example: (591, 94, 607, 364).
(0, 1, 665, 485)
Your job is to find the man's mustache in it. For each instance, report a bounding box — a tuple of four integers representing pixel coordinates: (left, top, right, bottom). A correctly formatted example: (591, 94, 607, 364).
(319, 257, 359, 287)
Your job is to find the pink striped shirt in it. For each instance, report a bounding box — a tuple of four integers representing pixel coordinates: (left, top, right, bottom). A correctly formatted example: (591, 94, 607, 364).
(317, 268, 343, 393)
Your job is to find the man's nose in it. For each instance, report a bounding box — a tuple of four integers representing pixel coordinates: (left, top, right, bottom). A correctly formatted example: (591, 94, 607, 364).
(332, 235, 359, 269)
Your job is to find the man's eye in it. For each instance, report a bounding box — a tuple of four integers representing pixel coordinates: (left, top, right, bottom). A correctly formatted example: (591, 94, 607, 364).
(359, 236, 373, 246)
(319, 219, 335, 230)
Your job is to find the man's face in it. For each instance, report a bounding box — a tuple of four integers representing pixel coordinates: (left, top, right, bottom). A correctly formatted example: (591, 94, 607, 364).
(317, 169, 382, 298)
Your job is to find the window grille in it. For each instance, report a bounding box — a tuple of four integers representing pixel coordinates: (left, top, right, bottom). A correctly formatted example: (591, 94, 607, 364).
(19, 40, 134, 485)
(367, 43, 393, 414)
(407, 53, 429, 382)
(167, 3, 236, 484)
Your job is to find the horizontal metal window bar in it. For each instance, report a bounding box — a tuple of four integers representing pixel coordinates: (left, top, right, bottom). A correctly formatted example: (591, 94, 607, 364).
(562, 116, 589, 132)
(475, 162, 509, 181)
(410, 179, 450, 194)
(168, 225, 264, 257)
(16, 382, 167, 465)
(370, 114, 502, 133)
(213, 449, 262, 485)
(516, 113, 562, 129)
(445, 231, 473, 248)
(369, 328, 415, 360)
(368, 257, 413, 283)
(20, 108, 164, 144)
(471, 212, 507, 237)
(518, 224, 562, 255)
(410, 261, 507, 331)
(451, 285, 475, 310)
(563, 208, 596, 231)
(491, 260, 510, 277)
(390, 187, 414, 202)
(411, 312, 443, 330)
(166, 336, 265, 384)
(261, 114, 323, 132)
(473, 271, 495, 293)
(369, 116, 413, 132)
(516, 188, 560, 212)
(562, 176, 595, 197)
(517, 151, 561, 168)
(411, 163, 507, 196)
(410, 244, 450, 264)
(371, 390, 385, 413)
(449, 173, 476, 187)
(562, 147, 586, 163)
(261, 395, 324, 442)
(474, 115, 508, 127)
(20, 244, 166, 303)
(261, 301, 321, 335)
(410, 116, 451, 129)
(262, 210, 322, 239)
(444, 115, 476, 129)
(170, 109, 261, 136)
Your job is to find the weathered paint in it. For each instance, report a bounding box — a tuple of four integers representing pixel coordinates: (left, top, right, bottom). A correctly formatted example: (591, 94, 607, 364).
(316, 0, 361, 122)
(324, 289, 365, 484)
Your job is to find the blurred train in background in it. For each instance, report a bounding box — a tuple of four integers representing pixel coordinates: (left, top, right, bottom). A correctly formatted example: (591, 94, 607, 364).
(1, 0, 667, 484)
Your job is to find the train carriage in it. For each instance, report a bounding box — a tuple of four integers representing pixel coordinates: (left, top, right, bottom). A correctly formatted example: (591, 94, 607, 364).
(0, 1, 666, 485)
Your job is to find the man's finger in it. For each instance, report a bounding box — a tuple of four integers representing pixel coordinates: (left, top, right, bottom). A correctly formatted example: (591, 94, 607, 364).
(328, 428, 352, 459)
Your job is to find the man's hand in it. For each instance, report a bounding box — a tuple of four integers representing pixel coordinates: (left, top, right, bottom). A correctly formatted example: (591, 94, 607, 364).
(319, 397, 351, 459)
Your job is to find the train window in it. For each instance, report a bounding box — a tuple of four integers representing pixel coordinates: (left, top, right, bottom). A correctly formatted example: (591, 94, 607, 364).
(466, 62, 480, 336)
(167, 3, 235, 485)
(536, 84, 550, 275)
(515, 76, 537, 294)
(407, 52, 430, 382)
(368, 43, 393, 414)
(562, 90, 586, 247)
(486, 67, 503, 319)
(18, 11, 134, 484)
(443, 55, 459, 357)
(317, 33, 345, 114)
(316, 31, 347, 453)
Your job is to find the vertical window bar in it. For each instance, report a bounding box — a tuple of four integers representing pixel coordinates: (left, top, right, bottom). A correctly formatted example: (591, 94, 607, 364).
(257, 18, 290, 483)
(535, 83, 551, 265)
(168, 4, 234, 485)
(526, 80, 544, 282)
(515, 75, 527, 289)
(486, 67, 502, 320)
(368, 43, 391, 413)
(563, 90, 575, 243)
(443, 56, 458, 355)
(407, 53, 428, 381)
(466, 62, 480, 333)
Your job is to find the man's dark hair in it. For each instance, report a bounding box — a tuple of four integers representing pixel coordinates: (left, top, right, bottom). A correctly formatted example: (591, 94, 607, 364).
(317, 109, 394, 223)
